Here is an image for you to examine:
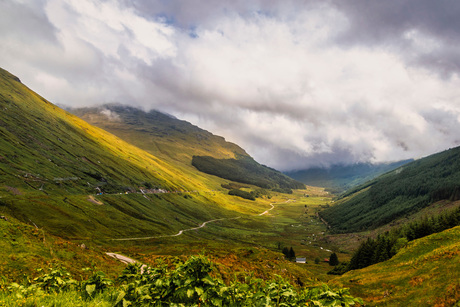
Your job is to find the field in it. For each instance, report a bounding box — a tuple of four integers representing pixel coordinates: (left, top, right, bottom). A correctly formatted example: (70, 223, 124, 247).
(102, 187, 344, 283)
(330, 226, 460, 306)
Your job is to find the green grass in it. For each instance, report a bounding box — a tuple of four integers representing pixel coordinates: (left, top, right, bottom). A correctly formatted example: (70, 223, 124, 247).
(330, 226, 460, 306)
(105, 188, 341, 282)
(0, 215, 125, 284)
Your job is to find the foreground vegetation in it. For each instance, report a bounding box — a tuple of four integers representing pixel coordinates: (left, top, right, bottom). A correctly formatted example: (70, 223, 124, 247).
(1, 255, 362, 306)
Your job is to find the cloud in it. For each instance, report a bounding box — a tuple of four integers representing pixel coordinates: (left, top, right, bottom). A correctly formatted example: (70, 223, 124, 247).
(332, 0, 460, 78)
(1, 0, 460, 171)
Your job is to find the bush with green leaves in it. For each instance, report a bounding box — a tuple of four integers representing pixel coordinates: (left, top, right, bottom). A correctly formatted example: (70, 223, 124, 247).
(80, 269, 113, 299)
(32, 267, 77, 293)
(4, 255, 363, 306)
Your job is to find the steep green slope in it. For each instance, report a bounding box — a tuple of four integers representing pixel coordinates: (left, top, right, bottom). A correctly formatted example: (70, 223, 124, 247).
(331, 226, 460, 306)
(0, 69, 202, 195)
(286, 160, 412, 194)
(320, 146, 460, 233)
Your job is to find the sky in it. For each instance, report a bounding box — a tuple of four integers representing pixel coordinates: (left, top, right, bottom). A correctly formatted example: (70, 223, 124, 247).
(1, 0, 460, 171)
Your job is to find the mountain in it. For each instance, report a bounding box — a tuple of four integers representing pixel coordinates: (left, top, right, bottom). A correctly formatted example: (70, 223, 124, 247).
(285, 160, 412, 194)
(72, 105, 305, 190)
(70, 104, 248, 165)
(0, 68, 252, 240)
(320, 146, 460, 233)
(0, 70, 209, 195)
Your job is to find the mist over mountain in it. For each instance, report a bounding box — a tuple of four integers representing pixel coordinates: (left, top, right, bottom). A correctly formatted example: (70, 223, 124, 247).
(286, 160, 413, 194)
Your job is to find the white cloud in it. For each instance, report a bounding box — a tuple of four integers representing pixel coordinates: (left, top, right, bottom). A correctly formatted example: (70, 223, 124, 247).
(1, 0, 460, 170)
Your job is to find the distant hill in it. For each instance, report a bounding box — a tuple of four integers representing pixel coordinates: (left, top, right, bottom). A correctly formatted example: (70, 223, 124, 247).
(72, 105, 304, 191)
(71, 104, 248, 165)
(320, 146, 460, 233)
(285, 160, 412, 194)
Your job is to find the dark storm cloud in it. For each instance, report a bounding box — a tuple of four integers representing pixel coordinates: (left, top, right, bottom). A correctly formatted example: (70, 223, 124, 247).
(332, 0, 460, 77)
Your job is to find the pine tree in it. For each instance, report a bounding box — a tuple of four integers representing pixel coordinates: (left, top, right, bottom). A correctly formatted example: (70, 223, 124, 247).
(329, 253, 339, 266)
(289, 247, 296, 260)
(282, 247, 289, 258)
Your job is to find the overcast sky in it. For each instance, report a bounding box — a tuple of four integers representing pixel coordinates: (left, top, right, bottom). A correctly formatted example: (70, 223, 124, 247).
(2, 0, 460, 171)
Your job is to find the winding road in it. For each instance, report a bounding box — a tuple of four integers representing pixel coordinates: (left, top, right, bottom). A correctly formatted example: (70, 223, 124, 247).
(111, 200, 290, 241)
(111, 217, 241, 241)
(106, 199, 307, 266)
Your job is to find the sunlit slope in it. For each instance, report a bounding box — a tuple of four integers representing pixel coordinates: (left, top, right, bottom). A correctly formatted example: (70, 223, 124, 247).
(320, 146, 460, 232)
(331, 226, 460, 306)
(0, 68, 204, 195)
(71, 104, 248, 166)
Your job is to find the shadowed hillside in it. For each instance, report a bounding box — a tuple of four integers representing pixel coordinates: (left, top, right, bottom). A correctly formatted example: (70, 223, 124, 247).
(320, 146, 460, 233)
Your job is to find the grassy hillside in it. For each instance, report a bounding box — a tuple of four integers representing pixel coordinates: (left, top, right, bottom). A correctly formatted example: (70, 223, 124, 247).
(286, 160, 412, 194)
(70, 104, 248, 165)
(320, 146, 460, 233)
(0, 214, 125, 283)
(0, 69, 204, 195)
(331, 226, 460, 306)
